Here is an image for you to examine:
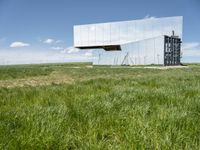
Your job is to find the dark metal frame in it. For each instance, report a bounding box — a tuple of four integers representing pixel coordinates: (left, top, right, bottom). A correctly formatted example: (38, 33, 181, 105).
(164, 35, 181, 66)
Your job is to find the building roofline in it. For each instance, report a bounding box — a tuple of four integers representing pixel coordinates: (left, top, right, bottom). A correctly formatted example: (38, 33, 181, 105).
(74, 16, 183, 27)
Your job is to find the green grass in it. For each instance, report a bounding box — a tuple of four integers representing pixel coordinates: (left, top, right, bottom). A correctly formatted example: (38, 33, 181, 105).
(0, 65, 53, 80)
(0, 63, 200, 149)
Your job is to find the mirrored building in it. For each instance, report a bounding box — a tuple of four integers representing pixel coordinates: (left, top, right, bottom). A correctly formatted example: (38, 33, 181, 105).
(74, 16, 183, 66)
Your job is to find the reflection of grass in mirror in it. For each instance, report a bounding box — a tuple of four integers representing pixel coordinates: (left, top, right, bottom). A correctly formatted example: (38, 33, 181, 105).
(0, 63, 200, 149)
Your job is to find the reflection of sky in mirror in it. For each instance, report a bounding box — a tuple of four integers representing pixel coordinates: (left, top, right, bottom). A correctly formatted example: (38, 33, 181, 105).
(74, 16, 183, 47)
(93, 36, 164, 65)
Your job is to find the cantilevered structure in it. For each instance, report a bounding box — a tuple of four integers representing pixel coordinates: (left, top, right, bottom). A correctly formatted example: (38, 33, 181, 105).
(74, 16, 183, 66)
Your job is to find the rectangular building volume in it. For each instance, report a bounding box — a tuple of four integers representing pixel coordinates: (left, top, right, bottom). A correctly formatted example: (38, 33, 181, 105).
(74, 16, 183, 66)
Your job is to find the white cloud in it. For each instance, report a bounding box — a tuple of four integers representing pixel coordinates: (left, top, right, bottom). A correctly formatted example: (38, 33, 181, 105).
(182, 42, 199, 50)
(43, 39, 54, 44)
(10, 41, 30, 48)
(182, 42, 200, 57)
(61, 46, 80, 54)
(51, 46, 64, 50)
(183, 50, 200, 57)
(55, 40, 63, 44)
(60, 49, 67, 54)
(0, 48, 92, 65)
(43, 39, 63, 44)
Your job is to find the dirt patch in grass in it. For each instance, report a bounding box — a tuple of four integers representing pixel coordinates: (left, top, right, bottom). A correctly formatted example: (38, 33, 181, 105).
(0, 72, 74, 88)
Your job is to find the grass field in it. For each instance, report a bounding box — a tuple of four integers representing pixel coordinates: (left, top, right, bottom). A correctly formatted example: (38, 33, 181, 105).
(0, 63, 200, 149)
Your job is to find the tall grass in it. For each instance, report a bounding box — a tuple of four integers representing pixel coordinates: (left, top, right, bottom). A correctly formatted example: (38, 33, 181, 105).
(0, 63, 200, 149)
(0, 65, 53, 80)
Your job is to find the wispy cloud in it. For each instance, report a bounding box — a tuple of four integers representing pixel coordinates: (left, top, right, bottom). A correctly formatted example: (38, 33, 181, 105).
(43, 38, 63, 44)
(10, 41, 30, 48)
(182, 42, 199, 50)
(182, 42, 200, 57)
(0, 47, 92, 65)
(51, 46, 64, 50)
(43, 38, 54, 44)
(61, 46, 80, 54)
(55, 40, 63, 44)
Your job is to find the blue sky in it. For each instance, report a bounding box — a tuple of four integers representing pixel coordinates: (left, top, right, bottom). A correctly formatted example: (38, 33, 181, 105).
(0, 0, 200, 64)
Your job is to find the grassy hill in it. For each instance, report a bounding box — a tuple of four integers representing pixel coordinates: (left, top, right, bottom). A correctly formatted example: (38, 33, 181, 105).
(0, 63, 200, 149)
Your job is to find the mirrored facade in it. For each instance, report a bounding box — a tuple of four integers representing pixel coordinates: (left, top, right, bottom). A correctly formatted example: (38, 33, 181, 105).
(74, 16, 183, 65)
